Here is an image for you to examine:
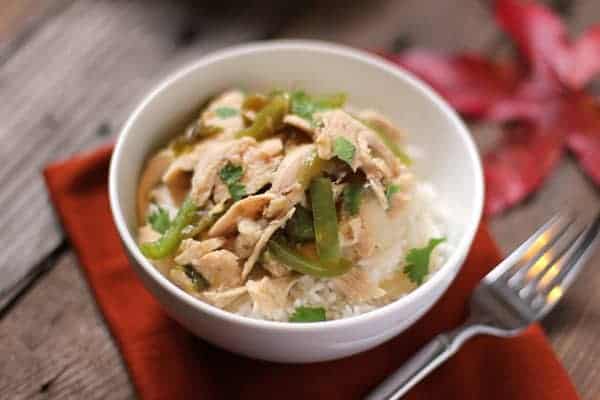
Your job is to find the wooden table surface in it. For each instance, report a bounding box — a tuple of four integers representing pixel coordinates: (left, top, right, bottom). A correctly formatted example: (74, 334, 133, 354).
(1, 0, 599, 398)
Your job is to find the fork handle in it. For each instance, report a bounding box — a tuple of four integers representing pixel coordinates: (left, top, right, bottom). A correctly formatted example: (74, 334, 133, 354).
(364, 334, 455, 400)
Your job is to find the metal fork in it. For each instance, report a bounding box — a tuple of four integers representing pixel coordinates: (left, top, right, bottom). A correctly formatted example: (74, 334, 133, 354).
(366, 211, 600, 400)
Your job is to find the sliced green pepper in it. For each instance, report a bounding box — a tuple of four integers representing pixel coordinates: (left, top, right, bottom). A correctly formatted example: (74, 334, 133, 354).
(362, 119, 412, 166)
(235, 94, 289, 140)
(285, 205, 315, 242)
(297, 150, 331, 190)
(310, 177, 342, 265)
(267, 238, 352, 277)
(180, 201, 229, 239)
(170, 122, 221, 156)
(242, 93, 268, 113)
(140, 197, 197, 259)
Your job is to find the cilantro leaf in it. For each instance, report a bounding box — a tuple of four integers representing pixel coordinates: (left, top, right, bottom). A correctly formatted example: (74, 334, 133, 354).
(403, 238, 446, 285)
(290, 91, 315, 121)
(285, 205, 315, 242)
(333, 137, 356, 166)
(147, 206, 171, 233)
(343, 182, 363, 216)
(219, 163, 246, 202)
(214, 107, 239, 119)
(289, 306, 326, 322)
(290, 91, 346, 122)
(228, 182, 247, 202)
(385, 183, 400, 203)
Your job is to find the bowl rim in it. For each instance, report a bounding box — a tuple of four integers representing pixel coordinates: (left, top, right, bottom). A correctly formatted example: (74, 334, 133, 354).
(109, 39, 484, 331)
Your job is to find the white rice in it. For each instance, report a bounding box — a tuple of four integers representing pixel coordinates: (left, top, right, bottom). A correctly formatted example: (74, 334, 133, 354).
(235, 180, 451, 321)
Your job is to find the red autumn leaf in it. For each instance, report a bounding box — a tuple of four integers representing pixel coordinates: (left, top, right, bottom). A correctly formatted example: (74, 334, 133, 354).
(496, 0, 600, 89)
(383, 50, 519, 117)
(484, 122, 564, 215)
(486, 72, 563, 122)
(562, 93, 600, 185)
(382, 0, 600, 215)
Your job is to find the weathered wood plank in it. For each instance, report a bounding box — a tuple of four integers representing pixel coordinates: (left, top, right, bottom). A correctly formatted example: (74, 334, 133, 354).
(280, 0, 499, 50)
(0, 252, 134, 399)
(0, 0, 286, 309)
(1, 0, 600, 398)
(0, 0, 74, 60)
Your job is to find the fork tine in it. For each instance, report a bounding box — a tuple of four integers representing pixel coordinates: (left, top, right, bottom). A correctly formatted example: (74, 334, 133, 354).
(484, 212, 572, 283)
(518, 224, 582, 298)
(534, 212, 600, 314)
(508, 214, 576, 287)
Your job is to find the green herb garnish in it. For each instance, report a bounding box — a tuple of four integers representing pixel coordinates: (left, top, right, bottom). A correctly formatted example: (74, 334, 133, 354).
(147, 206, 171, 233)
(219, 162, 246, 202)
(385, 183, 400, 203)
(289, 306, 327, 322)
(290, 91, 346, 122)
(285, 205, 315, 242)
(343, 182, 363, 216)
(333, 137, 356, 166)
(403, 238, 446, 285)
(214, 107, 239, 119)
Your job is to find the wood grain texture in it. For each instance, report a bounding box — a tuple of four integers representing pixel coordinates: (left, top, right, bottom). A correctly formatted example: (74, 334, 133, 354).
(1, 0, 599, 398)
(0, 252, 133, 399)
(0, 0, 290, 308)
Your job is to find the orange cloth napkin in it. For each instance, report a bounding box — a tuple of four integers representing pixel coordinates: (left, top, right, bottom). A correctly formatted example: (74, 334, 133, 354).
(44, 145, 579, 400)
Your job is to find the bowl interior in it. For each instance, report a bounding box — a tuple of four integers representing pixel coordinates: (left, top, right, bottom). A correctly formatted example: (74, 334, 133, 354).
(111, 41, 483, 325)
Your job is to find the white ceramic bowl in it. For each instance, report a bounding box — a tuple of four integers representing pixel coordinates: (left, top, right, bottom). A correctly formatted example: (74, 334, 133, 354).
(109, 40, 483, 363)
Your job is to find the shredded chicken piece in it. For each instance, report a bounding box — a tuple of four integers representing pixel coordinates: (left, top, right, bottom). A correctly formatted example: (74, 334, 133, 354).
(208, 193, 275, 237)
(242, 207, 295, 279)
(150, 185, 178, 211)
(137, 150, 173, 222)
(246, 276, 298, 318)
(189, 137, 254, 207)
(283, 114, 314, 136)
(201, 89, 245, 137)
(234, 218, 265, 259)
(315, 110, 405, 209)
(202, 287, 248, 309)
(271, 143, 315, 202)
(261, 255, 291, 278)
(162, 145, 203, 203)
(257, 137, 284, 156)
(192, 250, 242, 289)
(314, 110, 363, 170)
(332, 267, 385, 303)
(174, 238, 225, 266)
(358, 109, 406, 142)
(339, 216, 375, 260)
(263, 194, 293, 219)
(138, 224, 161, 244)
(241, 137, 283, 195)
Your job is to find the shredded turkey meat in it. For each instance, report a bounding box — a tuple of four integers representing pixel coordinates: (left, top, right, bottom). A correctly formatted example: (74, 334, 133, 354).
(136, 88, 441, 323)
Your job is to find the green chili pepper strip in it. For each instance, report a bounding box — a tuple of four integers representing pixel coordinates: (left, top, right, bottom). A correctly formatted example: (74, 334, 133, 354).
(140, 198, 197, 259)
(267, 239, 352, 277)
(297, 150, 331, 190)
(310, 177, 342, 265)
(235, 94, 289, 140)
